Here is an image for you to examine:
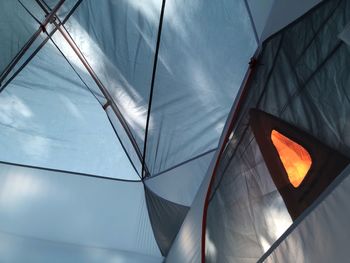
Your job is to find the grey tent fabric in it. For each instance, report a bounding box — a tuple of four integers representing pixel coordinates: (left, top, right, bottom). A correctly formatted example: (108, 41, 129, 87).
(0, 1, 40, 75)
(63, 0, 257, 176)
(165, 85, 243, 262)
(62, 0, 163, 173)
(206, 129, 292, 263)
(145, 186, 189, 256)
(204, 0, 350, 262)
(144, 0, 257, 175)
(3, 0, 350, 262)
(0, 231, 162, 263)
(259, 0, 322, 41)
(0, 161, 162, 261)
(261, 164, 350, 263)
(166, 154, 216, 263)
(145, 149, 215, 206)
(0, 32, 139, 180)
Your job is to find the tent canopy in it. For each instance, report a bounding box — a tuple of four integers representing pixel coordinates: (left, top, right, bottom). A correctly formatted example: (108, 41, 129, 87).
(2, 0, 348, 262)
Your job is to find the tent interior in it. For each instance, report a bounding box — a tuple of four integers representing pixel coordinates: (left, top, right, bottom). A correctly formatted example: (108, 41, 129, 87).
(0, 0, 349, 262)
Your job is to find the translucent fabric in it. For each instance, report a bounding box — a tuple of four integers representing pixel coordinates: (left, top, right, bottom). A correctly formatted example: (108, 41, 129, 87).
(0, 34, 139, 180)
(0, 161, 162, 261)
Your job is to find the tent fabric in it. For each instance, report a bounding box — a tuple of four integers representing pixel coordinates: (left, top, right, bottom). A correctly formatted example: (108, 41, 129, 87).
(144, 0, 257, 175)
(261, 164, 350, 263)
(0, 231, 162, 263)
(245, 0, 324, 42)
(165, 85, 244, 262)
(0, 34, 139, 180)
(259, 0, 323, 41)
(145, 149, 215, 206)
(145, 186, 189, 256)
(62, 0, 163, 174)
(62, 0, 257, 176)
(0, 161, 162, 260)
(2, 0, 349, 262)
(0, 1, 40, 75)
(165, 154, 217, 263)
(206, 129, 292, 263)
(204, 0, 350, 262)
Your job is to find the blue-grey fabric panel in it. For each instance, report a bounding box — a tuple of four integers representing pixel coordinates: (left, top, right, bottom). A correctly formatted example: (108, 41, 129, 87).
(0, 231, 163, 263)
(206, 0, 350, 261)
(0, 162, 161, 258)
(247, 0, 275, 39)
(145, 186, 189, 256)
(145, 150, 215, 206)
(106, 105, 142, 176)
(145, 0, 257, 175)
(263, 164, 350, 263)
(50, 31, 106, 105)
(63, 0, 163, 165)
(0, 1, 41, 75)
(0, 34, 139, 180)
(260, 0, 322, 41)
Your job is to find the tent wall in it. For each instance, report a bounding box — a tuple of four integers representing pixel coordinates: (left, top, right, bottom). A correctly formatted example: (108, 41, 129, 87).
(144, 0, 257, 175)
(0, 231, 161, 263)
(165, 155, 216, 263)
(145, 149, 215, 206)
(0, 35, 138, 180)
(165, 82, 245, 262)
(0, 161, 162, 260)
(63, 0, 257, 176)
(204, 0, 350, 262)
(261, 164, 350, 263)
(0, 1, 40, 75)
(63, 0, 163, 174)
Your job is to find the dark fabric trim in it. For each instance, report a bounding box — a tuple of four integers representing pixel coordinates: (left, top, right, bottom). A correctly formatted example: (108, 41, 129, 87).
(142, 0, 167, 178)
(0, 160, 141, 183)
(146, 148, 217, 180)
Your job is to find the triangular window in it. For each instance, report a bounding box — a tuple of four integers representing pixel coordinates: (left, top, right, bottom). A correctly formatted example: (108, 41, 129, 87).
(250, 109, 349, 220)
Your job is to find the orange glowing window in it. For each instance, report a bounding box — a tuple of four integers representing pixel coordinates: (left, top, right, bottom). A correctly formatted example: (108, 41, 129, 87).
(271, 130, 312, 188)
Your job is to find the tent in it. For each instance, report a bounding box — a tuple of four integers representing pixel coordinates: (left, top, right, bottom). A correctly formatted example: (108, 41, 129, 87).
(0, 0, 349, 262)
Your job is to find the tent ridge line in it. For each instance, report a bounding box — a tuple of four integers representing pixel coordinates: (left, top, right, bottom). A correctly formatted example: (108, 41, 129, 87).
(53, 22, 147, 176)
(36, 0, 142, 179)
(0, 159, 141, 183)
(145, 147, 218, 180)
(0, 0, 66, 85)
(142, 0, 167, 178)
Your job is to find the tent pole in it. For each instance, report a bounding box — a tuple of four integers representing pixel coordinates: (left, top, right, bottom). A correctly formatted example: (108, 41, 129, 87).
(0, 0, 66, 85)
(0, 0, 82, 94)
(34, 0, 148, 176)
